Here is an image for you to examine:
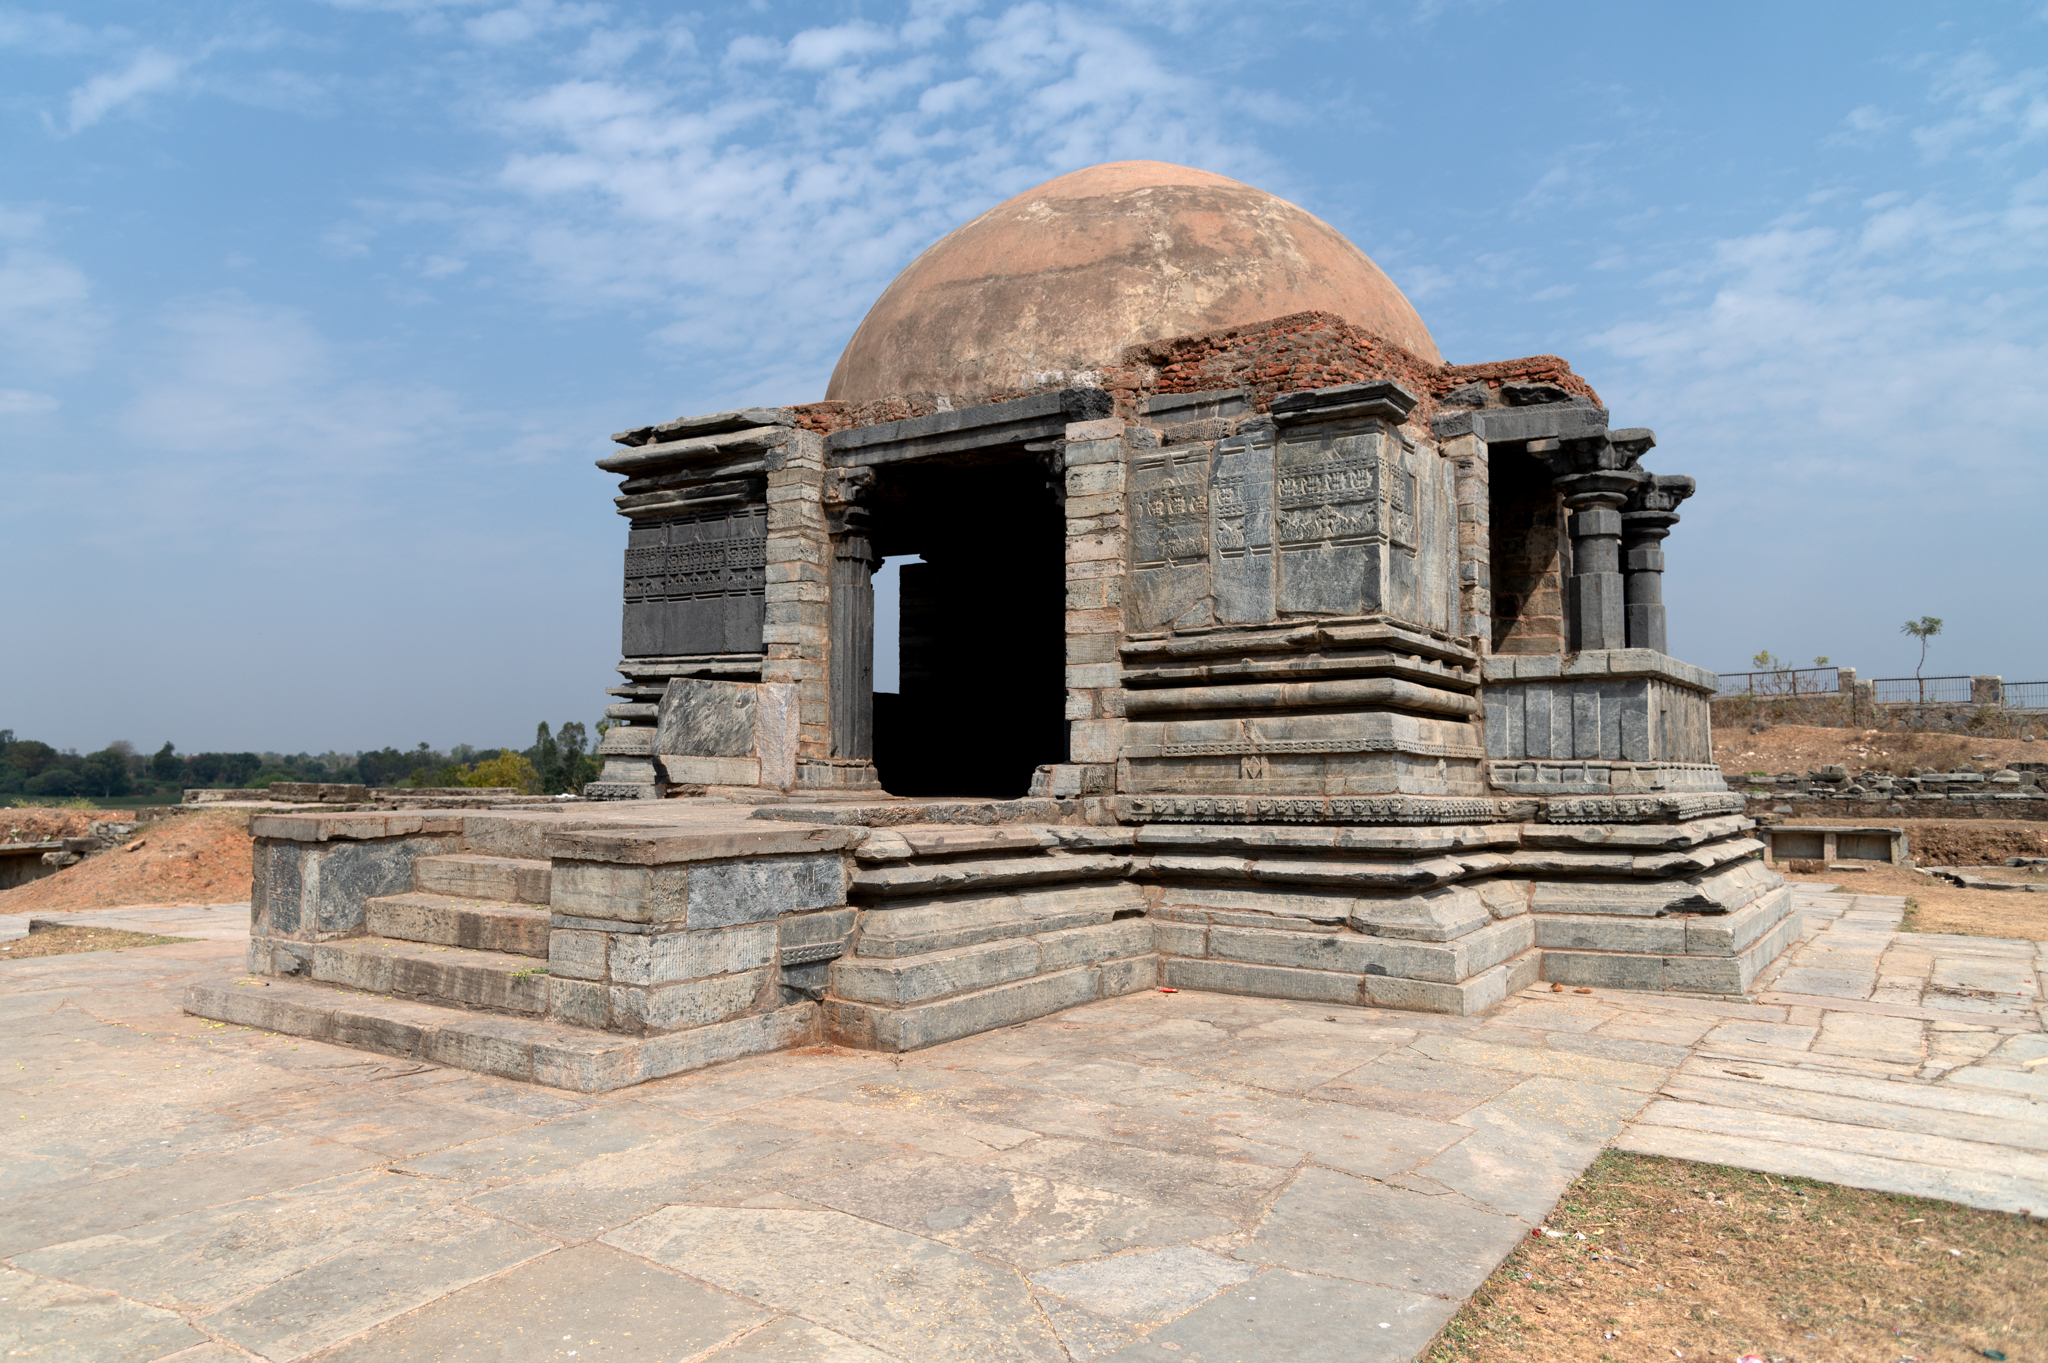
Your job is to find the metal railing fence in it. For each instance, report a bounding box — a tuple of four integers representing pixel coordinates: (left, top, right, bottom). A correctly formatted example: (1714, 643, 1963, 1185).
(1870, 676, 1973, 704)
(1715, 666, 1840, 697)
(2004, 681, 2048, 711)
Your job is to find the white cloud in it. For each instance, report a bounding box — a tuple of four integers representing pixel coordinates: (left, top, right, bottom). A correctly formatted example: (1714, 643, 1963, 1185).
(0, 207, 102, 373)
(786, 21, 896, 71)
(63, 47, 185, 133)
(128, 295, 465, 465)
(1912, 52, 2048, 158)
(0, 388, 57, 413)
(395, 1, 1277, 403)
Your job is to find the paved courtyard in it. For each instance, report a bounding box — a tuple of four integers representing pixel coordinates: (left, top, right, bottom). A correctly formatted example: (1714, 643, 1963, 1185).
(2, 887, 2042, 1363)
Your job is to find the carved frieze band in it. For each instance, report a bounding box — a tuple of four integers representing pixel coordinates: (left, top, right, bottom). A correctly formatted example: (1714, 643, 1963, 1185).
(623, 506, 768, 604)
(1149, 738, 1486, 759)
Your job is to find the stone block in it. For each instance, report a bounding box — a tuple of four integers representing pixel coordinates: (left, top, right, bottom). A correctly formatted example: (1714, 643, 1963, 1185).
(1151, 921, 1207, 958)
(832, 937, 1044, 1006)
(659, 755, 762, 785)
(757, 682, 799, 790)
(365, 894, 551, 957)
(611, 922, 777, 985)
(1036, 919, 1153, 971)
(611, 968, 771, 1034)
(1475, 879, 1531, 919)
(1163, 957, 1362, 1006)
(551, 862, 682, 924)
(780, 906, 857, 951)
(1098, 954, 1158, 996)
(1659, 955, 1744, 994)
(549, 976, 612, 1029)
(636, 1004, 817, 1082)
(1362, 968, 1504, 1015)
(826, 966, 1103, 1051)
(183, 980, 335, 1039)
(1351, 886, 1490, 942)
(1534, 914, 1686, 954)
(548, 930, 609, 981)
(1541, 950, 1664, 990)
(687, 854, 846, 929)
(423, 1023, 537, 1082)
(304, 836, 458, 939)
(1682, 886, 1789, 956)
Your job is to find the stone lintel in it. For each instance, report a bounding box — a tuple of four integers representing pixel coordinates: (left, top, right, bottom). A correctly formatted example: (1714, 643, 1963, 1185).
(1431, 402, 1609, 443)
(250, 812, 467, 843)
(609, 407, 797, 449)
(1269, 379, 1418, 426)
(1481, 649, 1719, 693)
(824, 387, 1113, 466)
(546, 826, 866, 866)
(597, 424, 791, 476)
(1140, 387, 1250, 423)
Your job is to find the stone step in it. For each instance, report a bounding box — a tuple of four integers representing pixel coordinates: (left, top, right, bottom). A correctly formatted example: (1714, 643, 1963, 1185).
(853, 882, 1146, 958)
(412, 853, 551, 904)
(364, 892, 550, 958)
(824, 956, 1157, 1052)
(850, 853, 1133, 899)
(310, 936, 551, 1014)
(183, 975, 816, 1093)
(833, 919, 1154, 1006)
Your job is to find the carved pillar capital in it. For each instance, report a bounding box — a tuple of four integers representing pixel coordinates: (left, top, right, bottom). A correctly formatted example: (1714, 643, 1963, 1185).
(1619, 470, 1693, 655)
(1535, 429, 1655, 653)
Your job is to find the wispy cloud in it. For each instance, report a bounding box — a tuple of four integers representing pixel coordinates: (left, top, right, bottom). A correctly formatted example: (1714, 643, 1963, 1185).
(377, 1, 1281, 406)
(0, 204, 103, 373)
(61, 47, 186, 132)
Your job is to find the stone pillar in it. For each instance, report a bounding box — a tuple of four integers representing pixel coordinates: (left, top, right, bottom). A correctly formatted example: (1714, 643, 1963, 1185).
(1444, 432, 1492, 652)
(1619, 473, 1694, 655)
(1535, 428, 1650, 653)
(829, 532, 875, 760)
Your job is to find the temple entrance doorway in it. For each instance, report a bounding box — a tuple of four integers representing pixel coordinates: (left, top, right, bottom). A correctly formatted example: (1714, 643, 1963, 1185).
(865, 451, 1067, 797)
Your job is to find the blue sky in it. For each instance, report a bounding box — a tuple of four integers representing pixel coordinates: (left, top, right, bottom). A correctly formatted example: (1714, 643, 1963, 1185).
(3, 0, 2044, 754)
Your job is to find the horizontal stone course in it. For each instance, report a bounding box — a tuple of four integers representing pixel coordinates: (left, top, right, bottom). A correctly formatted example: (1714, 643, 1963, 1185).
(310, 937, 549, 1014)
(365, 892, 550, 958)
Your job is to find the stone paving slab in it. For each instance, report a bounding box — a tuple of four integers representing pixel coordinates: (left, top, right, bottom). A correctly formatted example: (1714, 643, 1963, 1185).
(3, 884, 2045, 1360)
(1618, 887, 2048, 1216)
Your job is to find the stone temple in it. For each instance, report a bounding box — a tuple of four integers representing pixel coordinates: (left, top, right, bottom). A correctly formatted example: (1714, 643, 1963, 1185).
(189, 161, 1792, 1090)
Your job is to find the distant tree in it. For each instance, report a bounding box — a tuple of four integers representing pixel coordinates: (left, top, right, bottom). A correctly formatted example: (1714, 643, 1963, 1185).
(527, 722, 560, 793)
(27, 768, 85, 798)
(82, 748, 133, 798)
(557, 721, 596, 793)
(1812, 656, 1829, 667)
(1901, 616, 1943, 679)
(152, 742, 180, 782)
(460, 750, 540, 793)
(4, 740, 58, 778)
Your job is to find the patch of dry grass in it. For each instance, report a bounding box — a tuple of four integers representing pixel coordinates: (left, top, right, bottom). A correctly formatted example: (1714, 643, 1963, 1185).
(1425, 1151, 2046, 1363)
(1777, 863, 2048, 941)
(0, 923, 193, 959)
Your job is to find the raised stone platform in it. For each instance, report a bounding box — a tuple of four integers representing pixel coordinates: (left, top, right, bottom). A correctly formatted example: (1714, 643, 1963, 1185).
(187, 791, 1797, 1090)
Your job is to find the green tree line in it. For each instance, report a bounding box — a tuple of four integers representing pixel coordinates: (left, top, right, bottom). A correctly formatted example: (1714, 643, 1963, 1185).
(1, 721, 605, 802)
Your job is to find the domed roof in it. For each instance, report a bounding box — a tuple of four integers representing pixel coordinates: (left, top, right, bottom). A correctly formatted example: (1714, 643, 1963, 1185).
(825, 161, 1439, 406)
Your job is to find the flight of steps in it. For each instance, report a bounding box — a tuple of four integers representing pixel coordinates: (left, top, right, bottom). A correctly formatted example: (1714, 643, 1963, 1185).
(822, 828, 1160, 1051)
(305, 854, 556, 1013)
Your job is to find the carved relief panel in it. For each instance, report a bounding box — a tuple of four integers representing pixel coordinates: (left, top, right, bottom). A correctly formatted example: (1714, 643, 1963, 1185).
(622, 504, 768, 657)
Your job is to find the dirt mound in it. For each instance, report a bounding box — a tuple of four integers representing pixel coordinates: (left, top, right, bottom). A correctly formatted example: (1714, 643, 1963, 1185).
(2, 808, 99, 842)
(1904, 821, 2048, 866)
(0, 810, 253, 914)
(1715, 724, 2043, 777)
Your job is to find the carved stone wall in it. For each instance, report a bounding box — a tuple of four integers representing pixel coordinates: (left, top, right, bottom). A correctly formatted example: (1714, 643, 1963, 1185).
(622, 505, 768, 658)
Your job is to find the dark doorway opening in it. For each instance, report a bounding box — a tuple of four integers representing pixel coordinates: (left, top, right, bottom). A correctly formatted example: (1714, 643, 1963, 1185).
(1487, 448, 1570, 656)
(865, 450, 1067, 797)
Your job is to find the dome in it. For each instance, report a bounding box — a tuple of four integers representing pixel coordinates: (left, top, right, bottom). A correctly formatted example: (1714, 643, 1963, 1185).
(825, 161, 1440, 406)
